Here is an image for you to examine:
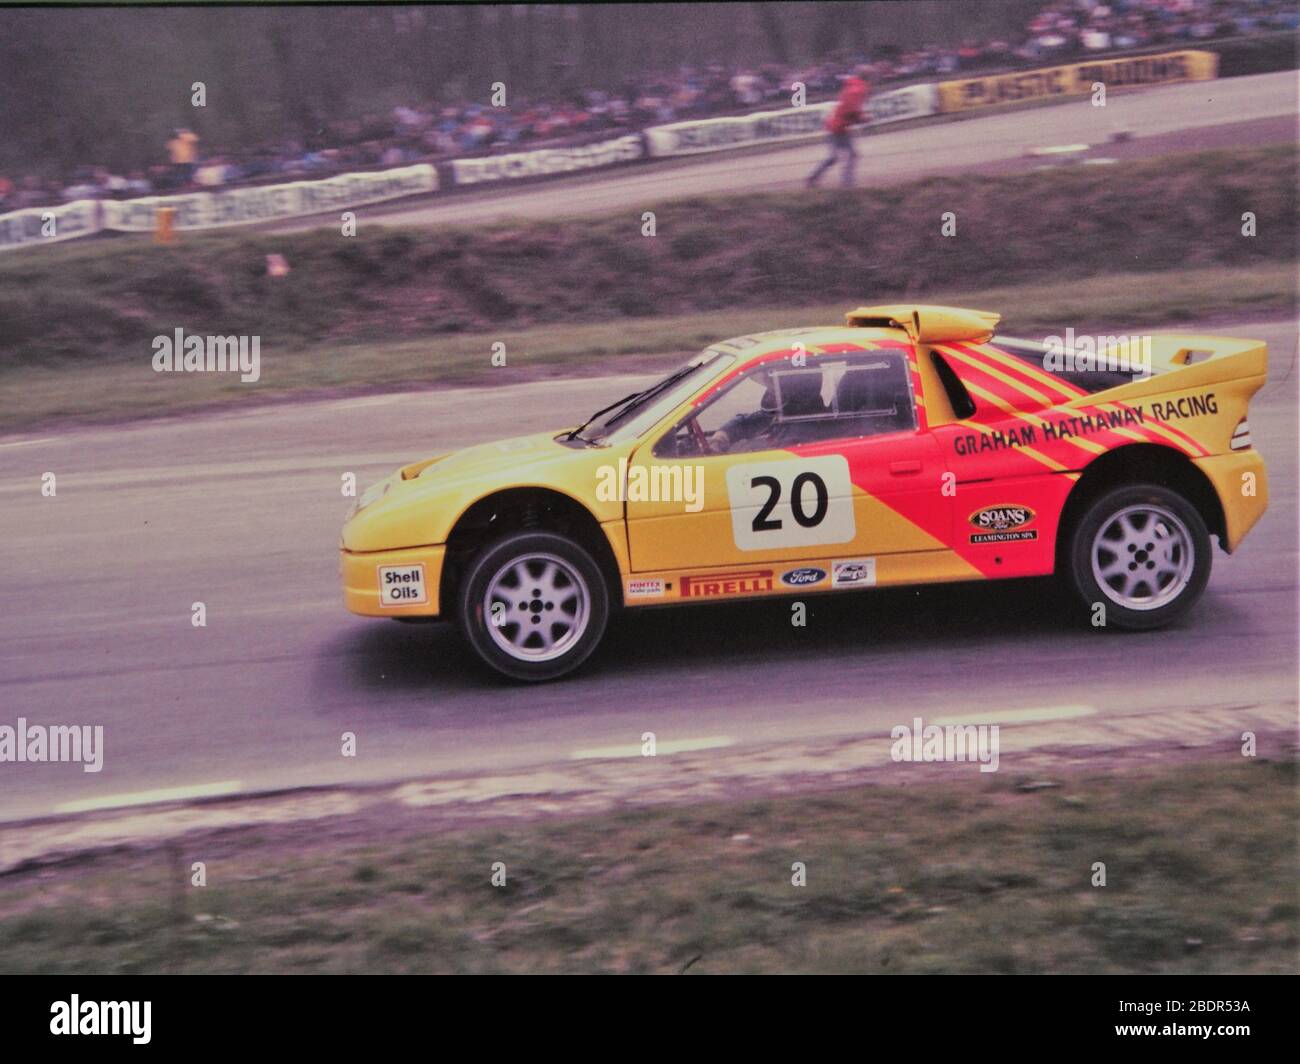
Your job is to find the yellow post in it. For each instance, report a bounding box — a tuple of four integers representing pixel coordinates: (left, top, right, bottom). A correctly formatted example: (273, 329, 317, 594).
(154, 206, 177, 245)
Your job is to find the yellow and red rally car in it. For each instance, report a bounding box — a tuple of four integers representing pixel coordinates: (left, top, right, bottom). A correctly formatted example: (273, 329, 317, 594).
(341, 304, 1268, 681)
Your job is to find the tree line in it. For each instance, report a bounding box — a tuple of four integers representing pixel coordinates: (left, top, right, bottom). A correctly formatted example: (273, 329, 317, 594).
(0, 2, 1039, 177)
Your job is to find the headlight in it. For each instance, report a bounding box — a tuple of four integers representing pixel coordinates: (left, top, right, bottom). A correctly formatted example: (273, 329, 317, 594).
(347, 478, 390, 521)
(358, 479, 390, 509)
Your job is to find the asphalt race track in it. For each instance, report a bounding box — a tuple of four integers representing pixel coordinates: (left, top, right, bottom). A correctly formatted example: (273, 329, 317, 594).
(1, 319, 1295, 823)
(267, 71, 1299, 231)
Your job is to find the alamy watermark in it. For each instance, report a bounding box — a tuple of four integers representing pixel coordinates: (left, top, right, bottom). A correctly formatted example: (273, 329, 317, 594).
(891, 716, 1000, 773)
(1043, 328, 1151, 380)
(596, 459, 703, 512)
(152, 328, 261, 383)
(50, 996, 150, 1044)
(0, 718, 104, 772)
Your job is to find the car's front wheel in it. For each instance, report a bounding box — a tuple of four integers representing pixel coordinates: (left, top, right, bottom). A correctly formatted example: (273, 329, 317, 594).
(1064, 483, 1211, 630)
(456, 531, 610, 681)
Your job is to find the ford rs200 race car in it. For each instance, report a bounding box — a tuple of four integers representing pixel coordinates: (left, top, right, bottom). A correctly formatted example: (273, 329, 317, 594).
(341, 304, 1268, 681)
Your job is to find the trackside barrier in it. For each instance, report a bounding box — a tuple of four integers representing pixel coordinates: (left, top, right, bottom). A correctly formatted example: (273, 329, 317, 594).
(0, 199, 102, 251)
(936, 48, 1218, 113)
(0, 164, 438, 252)
(448, 133, 644, 187)
(643, 82, 940, 158)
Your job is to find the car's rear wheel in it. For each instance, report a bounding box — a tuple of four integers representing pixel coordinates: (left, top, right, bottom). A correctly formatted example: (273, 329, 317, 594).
(1065, 483, 1211, 630)
(456, 531, 610, 681)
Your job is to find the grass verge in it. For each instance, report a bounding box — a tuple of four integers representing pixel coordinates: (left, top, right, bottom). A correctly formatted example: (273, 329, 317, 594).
(1, 756, 1294, 974)
(2, 261, 1294, 434)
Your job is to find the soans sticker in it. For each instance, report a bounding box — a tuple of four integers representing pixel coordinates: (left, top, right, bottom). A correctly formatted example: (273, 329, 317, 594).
(626, 578, 665, 598)
(378, 564, 427, 606)
(969, 504, 1037, 545)
(971, 530, 1038, 544)
(832, 558, 876, 587)
(781, 567, 827, 587)
(969, 505, 1035, 531)
(977, 502, 1034, 525)
(726, 456, 855, 551)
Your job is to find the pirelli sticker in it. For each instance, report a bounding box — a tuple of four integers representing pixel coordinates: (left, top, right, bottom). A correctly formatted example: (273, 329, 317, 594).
(679, 569, 773, 598)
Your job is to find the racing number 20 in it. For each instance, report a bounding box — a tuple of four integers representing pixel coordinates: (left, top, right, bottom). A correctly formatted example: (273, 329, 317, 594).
(726, 456, 855, 550)
(751, 472, 829, 532)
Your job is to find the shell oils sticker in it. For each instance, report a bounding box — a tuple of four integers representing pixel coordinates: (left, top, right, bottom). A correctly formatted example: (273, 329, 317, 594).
(378, 564, 428, 606)
(626, 578, 666, 598)
(969, 505, 1038, 544)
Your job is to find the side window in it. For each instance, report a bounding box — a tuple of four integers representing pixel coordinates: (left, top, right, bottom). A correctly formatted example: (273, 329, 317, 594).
(655, 351, 917, 457)
(820, 353, 917, 440)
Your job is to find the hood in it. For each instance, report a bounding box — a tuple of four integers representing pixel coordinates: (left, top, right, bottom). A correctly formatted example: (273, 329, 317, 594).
(402, 430, 571, 482)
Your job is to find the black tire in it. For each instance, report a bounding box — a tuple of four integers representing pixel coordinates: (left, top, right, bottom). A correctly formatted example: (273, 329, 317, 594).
(455, 531, 610, 681)
(1064, 483, 1211, 631)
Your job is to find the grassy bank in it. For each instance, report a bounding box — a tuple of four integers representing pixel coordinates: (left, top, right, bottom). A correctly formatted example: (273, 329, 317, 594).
(1, 757, 1294, 974)
(1, 145, 1294, 368)
(1, 261, 1294, 433)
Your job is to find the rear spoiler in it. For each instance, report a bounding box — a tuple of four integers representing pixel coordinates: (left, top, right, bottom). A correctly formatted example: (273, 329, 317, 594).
(1065, 333, 1269, 406)
(1141, 335, 1268, 381)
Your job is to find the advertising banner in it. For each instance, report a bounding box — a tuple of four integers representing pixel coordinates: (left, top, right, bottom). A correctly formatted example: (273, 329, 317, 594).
(645, 83, 939, 158)
(937, 50, 1218, 113)
(450, 135, 644, 186)
(0, 164, 439, 251)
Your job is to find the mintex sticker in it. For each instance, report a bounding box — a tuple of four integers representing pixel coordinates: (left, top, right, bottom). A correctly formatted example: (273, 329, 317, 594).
(832, 558, 876, 588)
(626, 578, 665, 599)
(378, 564, 427, 606)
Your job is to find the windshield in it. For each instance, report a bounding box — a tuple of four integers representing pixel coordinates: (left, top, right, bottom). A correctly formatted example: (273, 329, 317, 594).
(571, 351, 735, 445)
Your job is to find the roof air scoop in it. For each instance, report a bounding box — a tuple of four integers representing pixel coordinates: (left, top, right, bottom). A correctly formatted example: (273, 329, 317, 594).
(845, 304, 1001, 344)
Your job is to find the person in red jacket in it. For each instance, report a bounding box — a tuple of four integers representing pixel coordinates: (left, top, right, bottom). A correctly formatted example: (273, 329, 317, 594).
(807, 73, 870, 188)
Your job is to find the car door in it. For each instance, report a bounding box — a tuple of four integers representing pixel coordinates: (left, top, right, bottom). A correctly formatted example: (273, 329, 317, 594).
(623, 348, 953, 573)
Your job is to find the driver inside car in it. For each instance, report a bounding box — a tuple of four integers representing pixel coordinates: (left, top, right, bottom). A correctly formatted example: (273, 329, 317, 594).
(708, 369, 826, 453)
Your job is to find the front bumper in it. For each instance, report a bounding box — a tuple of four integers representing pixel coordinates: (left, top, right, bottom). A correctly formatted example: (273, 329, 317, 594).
(341, 544, 446, 617)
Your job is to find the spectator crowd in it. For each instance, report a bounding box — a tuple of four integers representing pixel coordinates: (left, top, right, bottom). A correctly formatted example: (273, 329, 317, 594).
(2, 0, 1295, 212)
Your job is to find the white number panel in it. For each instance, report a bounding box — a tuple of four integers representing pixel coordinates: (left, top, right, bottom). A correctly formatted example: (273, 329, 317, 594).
(725, 455, 856, 551)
